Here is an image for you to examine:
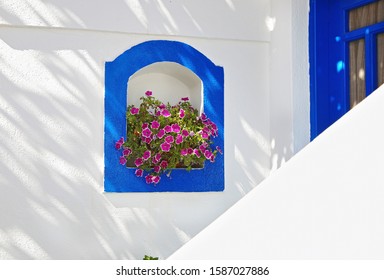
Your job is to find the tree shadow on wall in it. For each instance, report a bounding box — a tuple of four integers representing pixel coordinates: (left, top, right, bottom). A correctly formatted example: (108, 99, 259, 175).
(0, 0, 269, 259)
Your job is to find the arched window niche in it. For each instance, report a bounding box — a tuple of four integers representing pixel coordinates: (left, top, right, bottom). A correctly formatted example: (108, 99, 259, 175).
(104, 40, 224, 192)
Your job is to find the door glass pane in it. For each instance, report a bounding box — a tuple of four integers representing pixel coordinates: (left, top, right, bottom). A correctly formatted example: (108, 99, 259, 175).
(349, 39, 366, 108)
(378, 33, 384, 87)
(349, 0, 384, 31)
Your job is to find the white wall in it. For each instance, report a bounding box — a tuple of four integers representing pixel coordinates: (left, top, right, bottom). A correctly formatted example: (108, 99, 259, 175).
(170, 84, 384, 259)
(0, 0, 297, 259)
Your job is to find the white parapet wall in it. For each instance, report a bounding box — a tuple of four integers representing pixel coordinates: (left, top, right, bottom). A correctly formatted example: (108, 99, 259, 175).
(169, 85, 384, 259)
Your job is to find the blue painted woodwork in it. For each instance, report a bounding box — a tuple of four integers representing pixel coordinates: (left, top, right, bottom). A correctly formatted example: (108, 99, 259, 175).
(104, 40, 224, 192)
(310, 0, 384, 139)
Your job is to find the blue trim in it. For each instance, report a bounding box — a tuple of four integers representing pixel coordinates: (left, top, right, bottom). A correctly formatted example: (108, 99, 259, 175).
(104, 40, 224, 192)
(310, 0, 384, 139)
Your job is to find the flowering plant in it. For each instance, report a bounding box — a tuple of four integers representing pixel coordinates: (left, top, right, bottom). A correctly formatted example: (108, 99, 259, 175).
(115, 91, 222, 185)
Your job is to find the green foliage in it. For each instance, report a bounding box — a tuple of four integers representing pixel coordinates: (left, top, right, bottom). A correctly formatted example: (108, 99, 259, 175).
(143, 255, 159, 260)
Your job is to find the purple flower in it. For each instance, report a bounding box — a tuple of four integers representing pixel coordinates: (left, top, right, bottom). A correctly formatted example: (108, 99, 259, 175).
(152, 176, 160, 184)
(145, 90, 152, 96)
(143, 150, 151, 161)
(210, 154, 216, 163)
(157, 129, 165, 139)
(204, 150, 213, 160)
(161, 109, 171, 117)
(201, 113, 208, 121)
(134, 158, 143, 167)
(145, 175, 153, 184)
(181, 149, 188, 156)
(135, 169, 143, 177)
(201, 130, 209, 139)
(151, 120, 160, 129)
(145, 137, 152, 144)
(199, 144, 207, 153)
(130, 107, 139, 115)
(123, 148, 132, 156)
(171, 123, 180, 133)
(160, 160, 168, 169)
(160, 142, 171, 152)
(159, 104, 166, 110)
(115, 142, 122, 150)
(142, 123, 149, 129)
(119, 156, 127, 165)
(179, 109, 185, 119)
(193, 149, 200, 158)
(181, 97, 189, 101)
(142, 127, 152, 138)
(216, 146, 223, 154)
(187, 148, 194, 155)
(153, 153, 162, 164)
(164, 125, 172, 133)
(165, 135, 174, 144)
(176, 134, 183, 145)
(182, 129, 189, 137)
(154, 165, 161, 173)
(115, 137, 124, 149)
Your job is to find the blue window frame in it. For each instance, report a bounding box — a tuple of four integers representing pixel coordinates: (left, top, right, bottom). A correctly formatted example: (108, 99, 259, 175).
(310, 0, 384, 139)
(104, 40, 224, 192)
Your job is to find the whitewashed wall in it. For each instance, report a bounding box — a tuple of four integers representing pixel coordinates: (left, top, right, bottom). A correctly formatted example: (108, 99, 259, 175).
(0, 0, 309, 259)
(170, 84, 384, 259)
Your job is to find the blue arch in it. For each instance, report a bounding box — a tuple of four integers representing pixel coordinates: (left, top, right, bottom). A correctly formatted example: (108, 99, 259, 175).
(104, 40, 224, 192)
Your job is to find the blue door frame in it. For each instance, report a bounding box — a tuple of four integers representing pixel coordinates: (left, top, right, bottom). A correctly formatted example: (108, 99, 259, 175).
(310, 0, 384, 139)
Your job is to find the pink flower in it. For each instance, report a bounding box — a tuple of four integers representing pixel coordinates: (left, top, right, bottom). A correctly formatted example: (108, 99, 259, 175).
(134, 158, 143, 167)
(179, 109, 185, 119)
(182, 129, 189, 137)
(145, 137, 152, 144)
(115, 142, 122, 150)
(151, 120, 160, 129)
(181, 97, 189, 101)
(160, 142, 171, 152)
(142, 127, 152, 138)
(152, 176, 160, 184)
(145, 90, 152, 96)
(115, 137, 124, 149)
(161, 109, 171, 117)
(193, 149, 200, 158)
(160, 160, 168, 169)
(164, 125, 172, 133)
(204, 150, 213, 160)
(181, 149, 188, 156)
(119, 156, 127, 165)
(201, 131, 209, 139)
(216, 146, 223, 154)
(123, 148, 132, 156)
(143, 150, 151, 161)
(130, 107, 139, 115)
(153, 153, 162, 164)
(210, 154, 216, 163)
(135, 169, 143, 177)
(187, 148, 194, 154)
(157, 129, 165, 139)
(145, 175, 153, 184)
(201, 113, 208, 121)
(159, 104, 166, 109)
(171, 123, 180, 133)
(176, 134, 183, 145)
(154, 165, 161, 173)
(165, 135, 174, 144)
(199, 144, 207, 153)
(142, 123, 149, 129)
